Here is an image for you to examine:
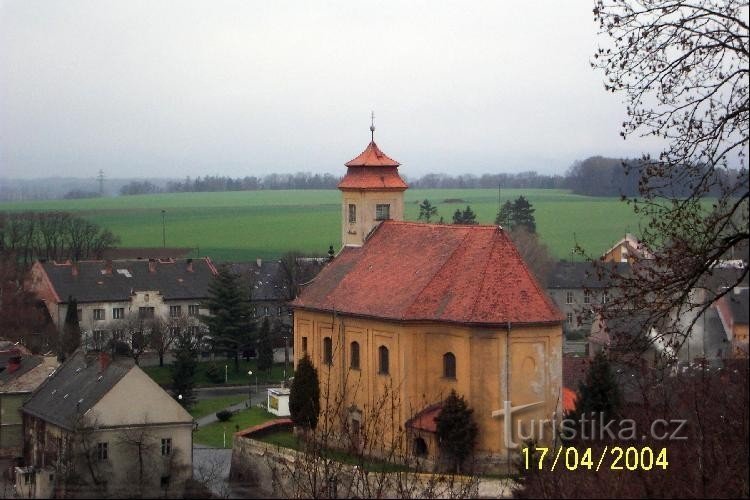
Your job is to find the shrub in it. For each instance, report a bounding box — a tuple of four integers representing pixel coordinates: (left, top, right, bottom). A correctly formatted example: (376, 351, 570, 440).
(216, 410, 232, 422)
(205, 362, 224, 383)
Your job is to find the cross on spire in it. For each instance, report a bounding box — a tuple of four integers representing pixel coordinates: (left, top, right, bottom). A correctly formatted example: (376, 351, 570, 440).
(370, 111, 375, 142)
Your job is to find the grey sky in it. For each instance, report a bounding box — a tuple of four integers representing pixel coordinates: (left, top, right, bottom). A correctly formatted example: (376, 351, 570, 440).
(1, 0, 663, 179)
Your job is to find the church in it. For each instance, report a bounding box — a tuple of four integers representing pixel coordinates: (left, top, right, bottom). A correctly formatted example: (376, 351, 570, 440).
(291, 124, 563, 464)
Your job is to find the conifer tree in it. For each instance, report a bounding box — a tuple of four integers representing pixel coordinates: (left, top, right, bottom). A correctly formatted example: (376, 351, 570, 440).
(495, 200, 514, 227)
(512, 196, 536, 233)
(418, 199, 438, 223)
(289, 355, 320, 431)
(436, 389, 479, 472)
(61, 295, 81, 360)
(171, 331, 198, 408)
(201, 265, 253, 371)
(569, 351, 621, 424)
(257, 317, 274, 378)
(452, 205, 478, 225)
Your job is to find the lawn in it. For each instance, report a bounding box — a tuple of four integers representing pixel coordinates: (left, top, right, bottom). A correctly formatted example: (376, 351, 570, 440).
(257, 429, 411, 473)
(0, 188, 642, 261)
(193, 407, 276, 448)
(143, 359, 291, 387)
(188, 395, 248, 419)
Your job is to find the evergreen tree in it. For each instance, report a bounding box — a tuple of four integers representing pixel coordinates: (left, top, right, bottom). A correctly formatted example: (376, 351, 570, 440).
(568, 351, 621, 425)
(512, 196, 536, 233)
(417, 199, 438, 223)
(452, 205, 478, 225)
(61, 296, 81, 360)
(171, 331, 198, 408)
(201, 265, 253, 371)
(257, 317, 274, 377)
(435, 390, 479, 472)
(495, 200, 514, 227)
(289, 355, 320, 431)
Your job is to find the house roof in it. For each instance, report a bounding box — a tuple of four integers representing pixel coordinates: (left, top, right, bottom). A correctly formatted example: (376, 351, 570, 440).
(603, 233, 654, 260)
(22, 351, 134, 430)
(36, 257, 217, 304)
(728, 289, 749, 325)
(405, 403, 442, 433)
(344, 141, 400, 167)
(546, 261, 629, 289)
(0, 356, 58, 393)
(337, 166, 409, 190)
(293, 221, 562, 326)
(231, 258, 327, 302)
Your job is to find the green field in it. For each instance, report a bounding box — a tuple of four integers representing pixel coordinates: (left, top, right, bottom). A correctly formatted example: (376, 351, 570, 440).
(0, 189, 642, 261)
(193, 406, 275, 448)
(188, 395, 248, 420)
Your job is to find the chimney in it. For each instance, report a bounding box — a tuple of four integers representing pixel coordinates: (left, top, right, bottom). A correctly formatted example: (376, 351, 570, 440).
(103, 259, 113, 275)
(256, 258, 262, 268)
(99, 351, 111, 372)
(7, 356, 22, 374)
(148, 258, 157, 273)
(71, 262, 79, 277)
(186, 258, 194, 272)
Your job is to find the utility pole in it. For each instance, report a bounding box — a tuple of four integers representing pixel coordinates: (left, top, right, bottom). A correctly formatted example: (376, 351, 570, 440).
(97, 169, 105, 195)
(161, 210, 166, 248)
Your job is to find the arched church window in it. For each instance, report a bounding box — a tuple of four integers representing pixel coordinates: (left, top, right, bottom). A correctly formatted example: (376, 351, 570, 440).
(350, 341, 360, 369)
(443, 352, 456, 379)
(378, 345, 389, 374)
(323, 337, 333, 366)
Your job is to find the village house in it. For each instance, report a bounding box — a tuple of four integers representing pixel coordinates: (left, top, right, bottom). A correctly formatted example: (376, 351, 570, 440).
(601, 233, 654, 264)
(28, 257, 217, 351)
(18, 350, 193, 498)
(715, 288, 749, 358)
(291, 130, 563, 465)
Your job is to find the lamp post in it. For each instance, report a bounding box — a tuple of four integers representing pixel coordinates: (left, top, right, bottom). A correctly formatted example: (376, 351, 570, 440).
(161, 209, 166, 248)
(247, 370, 253, 400)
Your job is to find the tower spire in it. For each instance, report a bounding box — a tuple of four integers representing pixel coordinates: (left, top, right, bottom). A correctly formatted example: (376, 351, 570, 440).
(370, 111, 375, 142)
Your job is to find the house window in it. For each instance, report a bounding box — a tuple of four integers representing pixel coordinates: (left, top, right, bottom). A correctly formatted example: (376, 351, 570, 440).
(277, 306, 283, 316)
(584, 290, 592, 304)
(323, 337, 333, 366)
(378, 345, 389, 375)
(565, 291, 574, 304)
(350, 341, 360, 370)
(138, 307, 155, 319)
(160, 476, 170, 488)
(93, 309, 105, 321)
(112, 329, 124, 341)
(112, 307, 124, 319)
(251, 307, 257, 318)
(375, 204, 391, 221)
(169, 326, 180, 337)
(76, 308, 82, 321)
(169, 305, 182, 318)
(566, 312, 574, 325)
(348, 204, 357, 223)
(161, 438, 172, 456)
(302, 337, 308, 354)
(93, 330, 106, 349)
(264, 306, 269, 317)
(96, 442, 108, 461)
(188, 326, 200, 336)
(443, 352, 456, 379)
(601, 291, 609, 304)
(188, 304, 200, 316)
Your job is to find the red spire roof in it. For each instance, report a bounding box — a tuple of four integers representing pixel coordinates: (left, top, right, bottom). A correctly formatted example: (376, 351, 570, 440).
(292, 221, 562, 326)
(345, 141, 401, 167)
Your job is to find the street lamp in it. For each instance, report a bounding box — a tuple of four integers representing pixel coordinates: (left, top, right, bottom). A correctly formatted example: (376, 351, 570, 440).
(247, 370, 253, 400)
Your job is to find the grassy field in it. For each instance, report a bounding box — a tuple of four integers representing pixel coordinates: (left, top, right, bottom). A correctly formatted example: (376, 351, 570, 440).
(0, 189, 641, 261)
(142, 359, 289, 387)
(188, 395, 248, 420)
(193, 407, 275, 448)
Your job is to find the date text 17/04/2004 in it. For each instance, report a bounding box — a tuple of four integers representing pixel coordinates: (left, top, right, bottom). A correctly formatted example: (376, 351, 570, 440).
(522, 446, 668, 471)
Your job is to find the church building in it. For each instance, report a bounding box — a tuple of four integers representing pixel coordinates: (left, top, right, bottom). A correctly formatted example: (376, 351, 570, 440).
(291, 124, 563, 464)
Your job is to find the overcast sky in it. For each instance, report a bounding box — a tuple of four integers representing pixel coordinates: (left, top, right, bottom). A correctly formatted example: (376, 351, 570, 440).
(1, 0, 664, 179)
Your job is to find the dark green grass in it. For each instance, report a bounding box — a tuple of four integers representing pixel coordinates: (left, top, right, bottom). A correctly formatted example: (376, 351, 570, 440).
(142, 359, 291, 387)
(188, 395, 248, 419)
(0, 188, 642, 261)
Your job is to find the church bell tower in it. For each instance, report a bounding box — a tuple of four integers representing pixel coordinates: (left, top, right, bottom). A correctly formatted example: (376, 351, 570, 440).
(338, 115, 408, 247)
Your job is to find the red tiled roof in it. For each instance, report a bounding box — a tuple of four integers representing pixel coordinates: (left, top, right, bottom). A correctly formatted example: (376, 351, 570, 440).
(406, 404, 442, 433)
(337, 166, 408, 190)
(345, 141, 400, 167)
(293, 221, 562, 326)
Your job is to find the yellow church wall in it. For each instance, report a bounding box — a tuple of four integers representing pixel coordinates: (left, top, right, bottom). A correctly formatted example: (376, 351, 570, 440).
(293, 309, 563, 459)
(341, 190, 405, 247)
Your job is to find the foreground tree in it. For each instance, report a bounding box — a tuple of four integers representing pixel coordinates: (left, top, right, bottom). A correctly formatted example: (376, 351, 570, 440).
(289, 355, 320, 431)
(494, 200, 514, 227)
(171, 331, 198, 408)
(512, 196, 536, 233)
(61, 296, 81, 360)
(435, 390, 478, 473)
(567, 351, 621, 425)
(201, 265, 253, 371)
(590, 0, 749, 357)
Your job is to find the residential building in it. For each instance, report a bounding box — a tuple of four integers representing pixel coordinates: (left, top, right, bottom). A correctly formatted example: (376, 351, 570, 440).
(19, 351, 193, 498)
(291, 131, 563, 465)
(601, 233, 653, 263)
(715, 288, 749, 358)
(28, 257, 217, 349)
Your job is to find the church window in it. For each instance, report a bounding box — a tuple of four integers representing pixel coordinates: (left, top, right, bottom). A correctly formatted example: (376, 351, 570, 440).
(443, 352, 456, 379)
(350, 341, 360, 369)
(375, 204, 391, 221)
(348, 204, 357, 223)
(302, 336, 308, 353)
(323, 337, 333, 365)
(378, 345, 389, 374)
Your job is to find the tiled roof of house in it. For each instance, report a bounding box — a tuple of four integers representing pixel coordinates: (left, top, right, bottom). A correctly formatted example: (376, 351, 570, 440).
(0, 356, 58, 393)
(293, 221, 562, 326)
(22, 351, 133, 430)
(405, 403, 442, 433)
(36, 257, 217, 304)
(546, 261, 630, 289)
(344, 141, 400, 167)
(231, 261, 288, 301)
